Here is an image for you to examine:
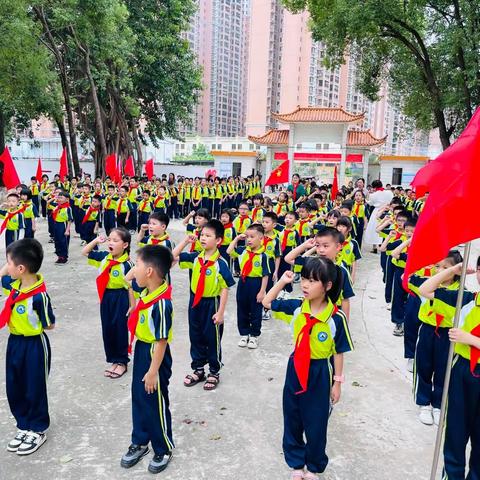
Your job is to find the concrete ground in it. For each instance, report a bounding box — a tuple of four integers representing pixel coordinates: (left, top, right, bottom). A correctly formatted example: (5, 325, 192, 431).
(0, 219, 447, 480)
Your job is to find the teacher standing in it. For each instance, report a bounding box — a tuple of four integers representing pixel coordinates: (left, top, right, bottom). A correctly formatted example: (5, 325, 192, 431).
(364, 180, 393, 252)
(287, 174, 306, 206)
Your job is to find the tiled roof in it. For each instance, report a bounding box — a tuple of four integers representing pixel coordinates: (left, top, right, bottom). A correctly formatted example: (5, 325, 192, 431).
(248, 129, 289, 145)
(347, 130, 387, 147)
(272, 106, 364, 123)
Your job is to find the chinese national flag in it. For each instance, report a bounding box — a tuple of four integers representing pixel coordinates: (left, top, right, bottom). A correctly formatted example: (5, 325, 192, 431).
(403, 107, 480, 288)
(105, 153, 117, 181)
(124, 156, 135, 177)
(59, 147, 68, 181)
(331, 165, 339, 199)
(144, 158, 154, 180)
(0, 147, 21, 189)
(36, 158, 43, 182)
(265, 160, 289, 186)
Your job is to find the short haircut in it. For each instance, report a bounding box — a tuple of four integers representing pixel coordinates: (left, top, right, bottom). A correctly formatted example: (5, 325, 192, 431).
(20, 189, 32, 200)
(263, 211, 278, 222)
(30, 176, 37, 181)
(6, 238, 44, 273)
(404, 218, 417, 229)
(253, 193, 264, 201)
(195, 208, 211, 220)
(142, 189, 151, 196)
(238, 201, 249, 209)
(120, 185, 128, 193)
(149, 212, 169, 227)
(107, 184, 115, 189)
(315, 226, 344, 244)
(221, 208, 234, 222)
(337, 215, 353, 230)
(297, 202, 309, 210)
(136, 245, 173, 280)
(396, 210, 409, 220)
(7, 192, 19, 199)
(247, 223, 265, 235)
(203, 219, 224, 239)
(285, 211, 299, 220)
(327, 209, 341, 220)
(83, 184, 92, 190)
(57, 190, 70, 199)
(92, 195, 103, 203)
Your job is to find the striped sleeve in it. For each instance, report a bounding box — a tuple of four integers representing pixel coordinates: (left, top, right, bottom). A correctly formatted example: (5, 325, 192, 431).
(87, 250, 108, 267)
(33, 292, 56, 327)
(1, 275, 13, 294)
(332, 310, 353, 354)
(153, 299, 173, 341)
(179, 252, 197, 270)
(271, 298, 302, 324)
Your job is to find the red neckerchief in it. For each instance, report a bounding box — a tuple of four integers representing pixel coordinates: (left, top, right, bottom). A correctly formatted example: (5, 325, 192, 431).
(221, 223, 233, 245)
(0, 206, 26, 235)
(127, 284, 172, 353)
(353, 202, 362, 216)
(80, 195, 90, 208)
(294, 304, 338, 394)
(252, 207, 260, 221)
(140, 200, 149, 211)
(116, 198, 125, 213)
(427, 309, 445, 336)
(154, 196, 164, 207)
(192, 252, 219, 307)
(298, 219, 308, 237)
(52, 202, 70, 221)
(189, 229, 200, 252)
(241, 249, 259, 282)
(0, 282, 47, 328)
(96, 259, 121, 301)
(105, 196, 113, 209)
(275, 203, 285, 215)
(238, 214, 249, 230)
(281, 229, 293, 252)
(263, 236, 273, 250)
(82, 206, 99, 224)
(470, 321, 480, 377)
(150, 234, 169, 245)
(375, 187, 385, 191)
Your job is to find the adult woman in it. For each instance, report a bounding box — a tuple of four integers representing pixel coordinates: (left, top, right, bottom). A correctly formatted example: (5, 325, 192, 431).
(287, 174, 306, 204)
(364, 180, 393, 253)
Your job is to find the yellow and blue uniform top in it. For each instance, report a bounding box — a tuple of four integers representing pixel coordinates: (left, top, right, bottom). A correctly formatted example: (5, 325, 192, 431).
(0, 208, 24, 231)
(274, 202, 288, 217)
(385, 232, 405, 256)
(30, 183, 40, 196)
(208, 186, 215, 200)
(116, 197, 133, 214)
(83, 207, 100, 223)
(79, 194, 91, 210)
(138, 199, 154, 214)
(51, 202, 73, 223)
(186, 224, 203, 252)
(184, 185, 192, 200)
(139, 233, 173, 250)
(127, 187, 140, 204)
(87, 251, 133, 289)
(339, 236, 362, 269)
(295, 219, 312, 239)
(221, 223, 236, 247)
(232, 215, 251, 235)
(135, 282, 173, 344)
(179, 249, 235, 297)
(230, 245, 270, 278)
(22, 201, 37, 220)
(215, 185, 224, 200)
(279, 227, 301, 250)
(103, 195, 118, 211)
(391, 244, 409, 269)
(1, 274, 55, 336)
(227, 183, 235, 195)
(191, 186, 202, 201)
(271, 298, 353, 359)
(418, 281, 461, 328)
(153, 194, 167, 210)
(263, 232, 281, 260)
(250, 206, 264, 223)
(352, 202, 366, 219)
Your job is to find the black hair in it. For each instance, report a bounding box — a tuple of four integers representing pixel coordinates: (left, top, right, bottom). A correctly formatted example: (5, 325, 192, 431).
(396, 210, 409, 220)
(7, 192, 19, 199)
(253, 193, 264, 201)
(297, 202, 309, 210)
(337, 215, 353, 230)
(391, 197, 403, 206)
(371, 180, 383, 189)
(238, 201, 249, 209)
(92, 195, 103, 203)
(136, 245, 173, 280)
(327, 209, 341, 220)
(340, 203, 352, 212)
(203, 219, 224, 239)
(6, 238, 44, 273)
(109, 227, 131, 253)
(57, 190, 70, 199)
(83, 184, 92, 191)
(20, 189, 32, 200)
(263, 211, 278, 222)
(404, 218, 417, 229)
(149, 212, 170, 227)
(285, 210, 299, 220)
(107, 184, 115, 189)
(476, 255, 480, 269)
(120, 185, 129, 193)
(305, 199, 318, 211)
(247, 223, 265, 235)
(220, 208, 234, 222)
(30, 176, 37, 181)
(301, 257, 342, 304)
(142, 189, 151, 196)
(315, 226, 345, 244)
(195, 208, 211, 220)
(445, 249, 463, 283)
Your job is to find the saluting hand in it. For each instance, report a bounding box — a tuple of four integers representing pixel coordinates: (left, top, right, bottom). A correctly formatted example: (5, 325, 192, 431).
(280, 270, 295, 284)
(140, 224, 149, 231)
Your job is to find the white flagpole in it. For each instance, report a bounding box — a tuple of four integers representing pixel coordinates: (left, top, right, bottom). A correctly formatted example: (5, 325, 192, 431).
(429, 241, 472, 480)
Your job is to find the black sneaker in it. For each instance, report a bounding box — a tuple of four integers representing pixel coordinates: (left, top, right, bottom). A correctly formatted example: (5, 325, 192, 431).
(120, 444, 149, 468)
(148, 452, 173, 474)
(16, 431, 47, 455)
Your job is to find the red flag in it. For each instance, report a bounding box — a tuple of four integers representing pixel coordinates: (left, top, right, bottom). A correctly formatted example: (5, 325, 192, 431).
(265, 160, 289, 186)
(105, 153, 117, 181)
(144, 158, 154, 180)
(59, 147, 68, 181)
(403, 108, 480, 288)
(0, 147, 21, 189)
(36, 158, 43, 182)
(331, 165, 339, 199)
(124, 156, 135, 177)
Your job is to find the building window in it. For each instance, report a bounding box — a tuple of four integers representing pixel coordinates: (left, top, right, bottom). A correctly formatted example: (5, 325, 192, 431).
(392, 168, 403, 185)
(232, 144, 237, 150)
(237, 144, 243, 150)
(296, 144, 302, 149)
(249, 144, 255, 150)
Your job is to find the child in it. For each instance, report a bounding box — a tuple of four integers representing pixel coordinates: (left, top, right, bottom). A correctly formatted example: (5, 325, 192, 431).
(250, 194, 265, 223)
(262, 258, 353, 479)
(29, 176, 40, 212)
(174, 220, 235, 390)
(336, 216, 362, 283)
(0, 192, 25, 248)
(20, 189, 38, 239)
(227, 224, 269, 349)
(138, 213, 173, 249)
(278, 212, 301, 295)
(50, 190, 72, 264)
(296, 203, 312, 242)
(219, 209, 236, 264)
(274, 192, 289, 224)
(0, 239, 55, 455)
(103, 184, 118, 235)
(351, 190, 367, 248)
(417, 259, 480, 479)
(232, 202, 252, 276)
(138, 190, 153, 230)
(183, 208, 211, 253)
(117, 186, 133, 229)
(414, 251, 463, 425)
(82, 228, 133, 379)
(153, 186, 168, 214)
(120, 245, 174, 474)
(262, 212, 281, 319)
(81, 194, 101, 246)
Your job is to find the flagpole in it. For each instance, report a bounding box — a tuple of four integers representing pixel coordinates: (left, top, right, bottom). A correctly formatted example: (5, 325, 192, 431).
(429, 241, 472, 480)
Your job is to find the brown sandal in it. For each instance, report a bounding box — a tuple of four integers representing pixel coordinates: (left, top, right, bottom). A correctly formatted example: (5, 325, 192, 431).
(109, 363, 127, 379)
(203, 373, 220, 391)
(184, 370, 205, 387)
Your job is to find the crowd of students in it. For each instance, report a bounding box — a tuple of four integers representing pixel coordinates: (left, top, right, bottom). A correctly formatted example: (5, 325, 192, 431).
(0, 170, 478, 480)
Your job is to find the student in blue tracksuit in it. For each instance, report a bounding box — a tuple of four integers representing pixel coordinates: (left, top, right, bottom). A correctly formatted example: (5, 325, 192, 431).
(263, 257, 353, 479)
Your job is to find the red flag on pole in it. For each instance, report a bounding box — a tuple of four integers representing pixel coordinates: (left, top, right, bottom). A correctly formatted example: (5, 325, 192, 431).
(265, 160, 289, 186)
(331, 165, 339, 199)
(116, 155, 123, 184)
(403, 108, 480, 288)
(144, 158, 154, 180)
(59, 147, 68, 181)
(36, 158, 43, 182)
(105, 153, 117, 181)
(0, 147, 21, 189)
(124, 156, 135, 177)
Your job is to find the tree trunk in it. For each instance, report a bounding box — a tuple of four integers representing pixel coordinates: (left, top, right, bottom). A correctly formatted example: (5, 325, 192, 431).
(0, 107, 5, 154)
(55, 115, 74, 177)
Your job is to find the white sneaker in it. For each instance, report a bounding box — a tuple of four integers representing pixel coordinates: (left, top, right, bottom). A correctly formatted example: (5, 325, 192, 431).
(386, 303, 391, 311)
(7, 430, 28, 452)
(238, 336, 249, 348)
(262, 310, 271, 320)
(16, 431, 47, 455)
(406, 358, 414, 373)
(419, 406, 434, 425)
(247, 336, 258, 349)
(433, 408, 441, 426)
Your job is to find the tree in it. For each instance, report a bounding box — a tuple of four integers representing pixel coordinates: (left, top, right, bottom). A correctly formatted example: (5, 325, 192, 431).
(283, 0, 480, 149)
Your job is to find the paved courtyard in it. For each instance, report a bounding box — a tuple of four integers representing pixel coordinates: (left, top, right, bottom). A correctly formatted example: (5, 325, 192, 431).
(0, 219, 453, 479)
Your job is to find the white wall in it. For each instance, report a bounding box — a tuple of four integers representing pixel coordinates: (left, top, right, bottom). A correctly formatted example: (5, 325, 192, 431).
(380, 161, 426, 187)
(292, 123, 344, 145)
